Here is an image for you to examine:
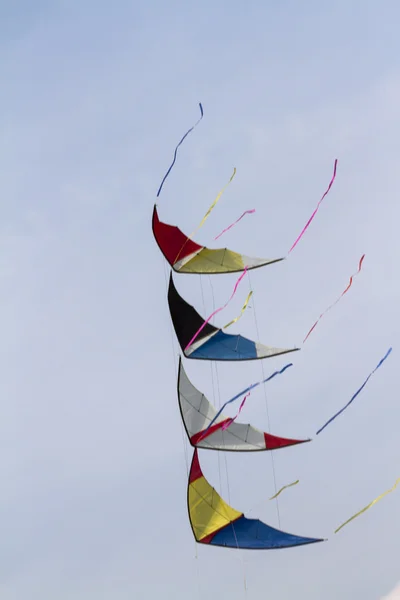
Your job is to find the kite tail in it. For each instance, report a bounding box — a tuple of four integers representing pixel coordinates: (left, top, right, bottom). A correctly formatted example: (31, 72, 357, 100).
(214, 209, 256, 240)
(288, 159, 338, 254)
(223, 291, 253, 329)
(221, 392, 251, 430)
(316, 347, 392, 435)
(157, 102, 204, 197)
(269, 480, 300, 500)
(303, 254, 365, 343)
(174, 167, 237, 264)
(335, 477, 400, 533)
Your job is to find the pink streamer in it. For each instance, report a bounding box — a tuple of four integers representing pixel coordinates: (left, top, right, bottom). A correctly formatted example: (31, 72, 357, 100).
(221, 392, 250, 430)
(288, 159, 338, 254)
(184, 267, 248, 351)
(214, 209, 256, 240)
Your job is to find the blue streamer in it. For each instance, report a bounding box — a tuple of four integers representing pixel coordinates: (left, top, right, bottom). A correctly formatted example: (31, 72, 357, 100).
(156, 103, 204, 197)
(316, 347, 392, 435)
(201, 363, 293, 436)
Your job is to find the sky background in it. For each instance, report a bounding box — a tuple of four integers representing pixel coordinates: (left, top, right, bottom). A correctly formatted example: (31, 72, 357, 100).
(1, 1, 400, 598)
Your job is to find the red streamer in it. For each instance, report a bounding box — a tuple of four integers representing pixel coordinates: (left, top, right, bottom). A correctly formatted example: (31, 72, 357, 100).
(303, 254, 365, 343)
(221, 392, 251, 430)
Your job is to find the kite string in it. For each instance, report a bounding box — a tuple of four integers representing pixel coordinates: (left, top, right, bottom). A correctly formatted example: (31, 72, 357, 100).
(162, 262, 188, 474)
(163, 262, 202, 594)
(207, 276, 247, 598)
(316, 347, 392, 435)
(199, 276, 223, 494)
(216, 360, 247, 599)
(303, 254, 365, 343)
(288, 159, 338, 254)
(247, 270, 281, 528)
(157, 102, 203, 197)
(174, 167, 237, 265)
(335, 477, 400, 534)
(206, 277, 232, 502)
(184, 267, 248, 351)
(214, 209, 256, 240)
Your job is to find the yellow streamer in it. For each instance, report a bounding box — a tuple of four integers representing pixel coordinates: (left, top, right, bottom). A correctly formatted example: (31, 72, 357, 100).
(194, 167, 236, 233)
(223, 291, 253, 329)
(335, 477, 400, 534)
(174, 168, 237, 264)
(269, 480, 299, 500)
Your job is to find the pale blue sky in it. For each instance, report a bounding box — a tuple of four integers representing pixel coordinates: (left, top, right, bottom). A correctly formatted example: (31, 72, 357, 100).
(1, 1, 400, 599)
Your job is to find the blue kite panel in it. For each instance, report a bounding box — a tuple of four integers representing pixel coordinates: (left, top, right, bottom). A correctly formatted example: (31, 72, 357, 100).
(209, 516, 323, 549)
(188, 331, 258, 361)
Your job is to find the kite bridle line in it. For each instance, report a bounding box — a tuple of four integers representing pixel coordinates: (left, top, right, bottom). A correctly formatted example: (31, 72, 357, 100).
(199, 275, 247, 598)
(162, 261, 202, 599)
(203, 274, 247, 598)
(247, 269, 282, 528)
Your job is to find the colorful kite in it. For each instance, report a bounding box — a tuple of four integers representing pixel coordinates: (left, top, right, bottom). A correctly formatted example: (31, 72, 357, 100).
(168, 273, 298, 361)
(188, 449, 323, 549)
(178, 358, 309, 451)
(153, 206, 283, 274)
(153, 103, 395, 566)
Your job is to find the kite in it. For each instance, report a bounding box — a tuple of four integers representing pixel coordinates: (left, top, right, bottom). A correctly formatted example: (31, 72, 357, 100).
(335, 477, 400, 534)
(188, 449, 324, 549)
(178, 358, 309, 451)
(168, 273, 299, 361)
(152, 205, 283, 274)
(317, 347, 392, 435)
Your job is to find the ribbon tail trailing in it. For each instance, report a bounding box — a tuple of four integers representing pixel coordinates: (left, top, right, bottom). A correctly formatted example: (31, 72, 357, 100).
(195, 168, 236, 231)
(214, 209, 256, 240)
(184, 267, 248, 350)
(288, 159, 338, 254)
(156, 102, 204, 197)
(316, 347, 392, 435)
(335, 477, 400, 534)
(303, 254, 365, 343)
(174, 167, 237, 264)
(197, 363, 293, 440)
(269, 480, 300, 500)
(223, 291, 253, 329)
(221, 392, 251, 430)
